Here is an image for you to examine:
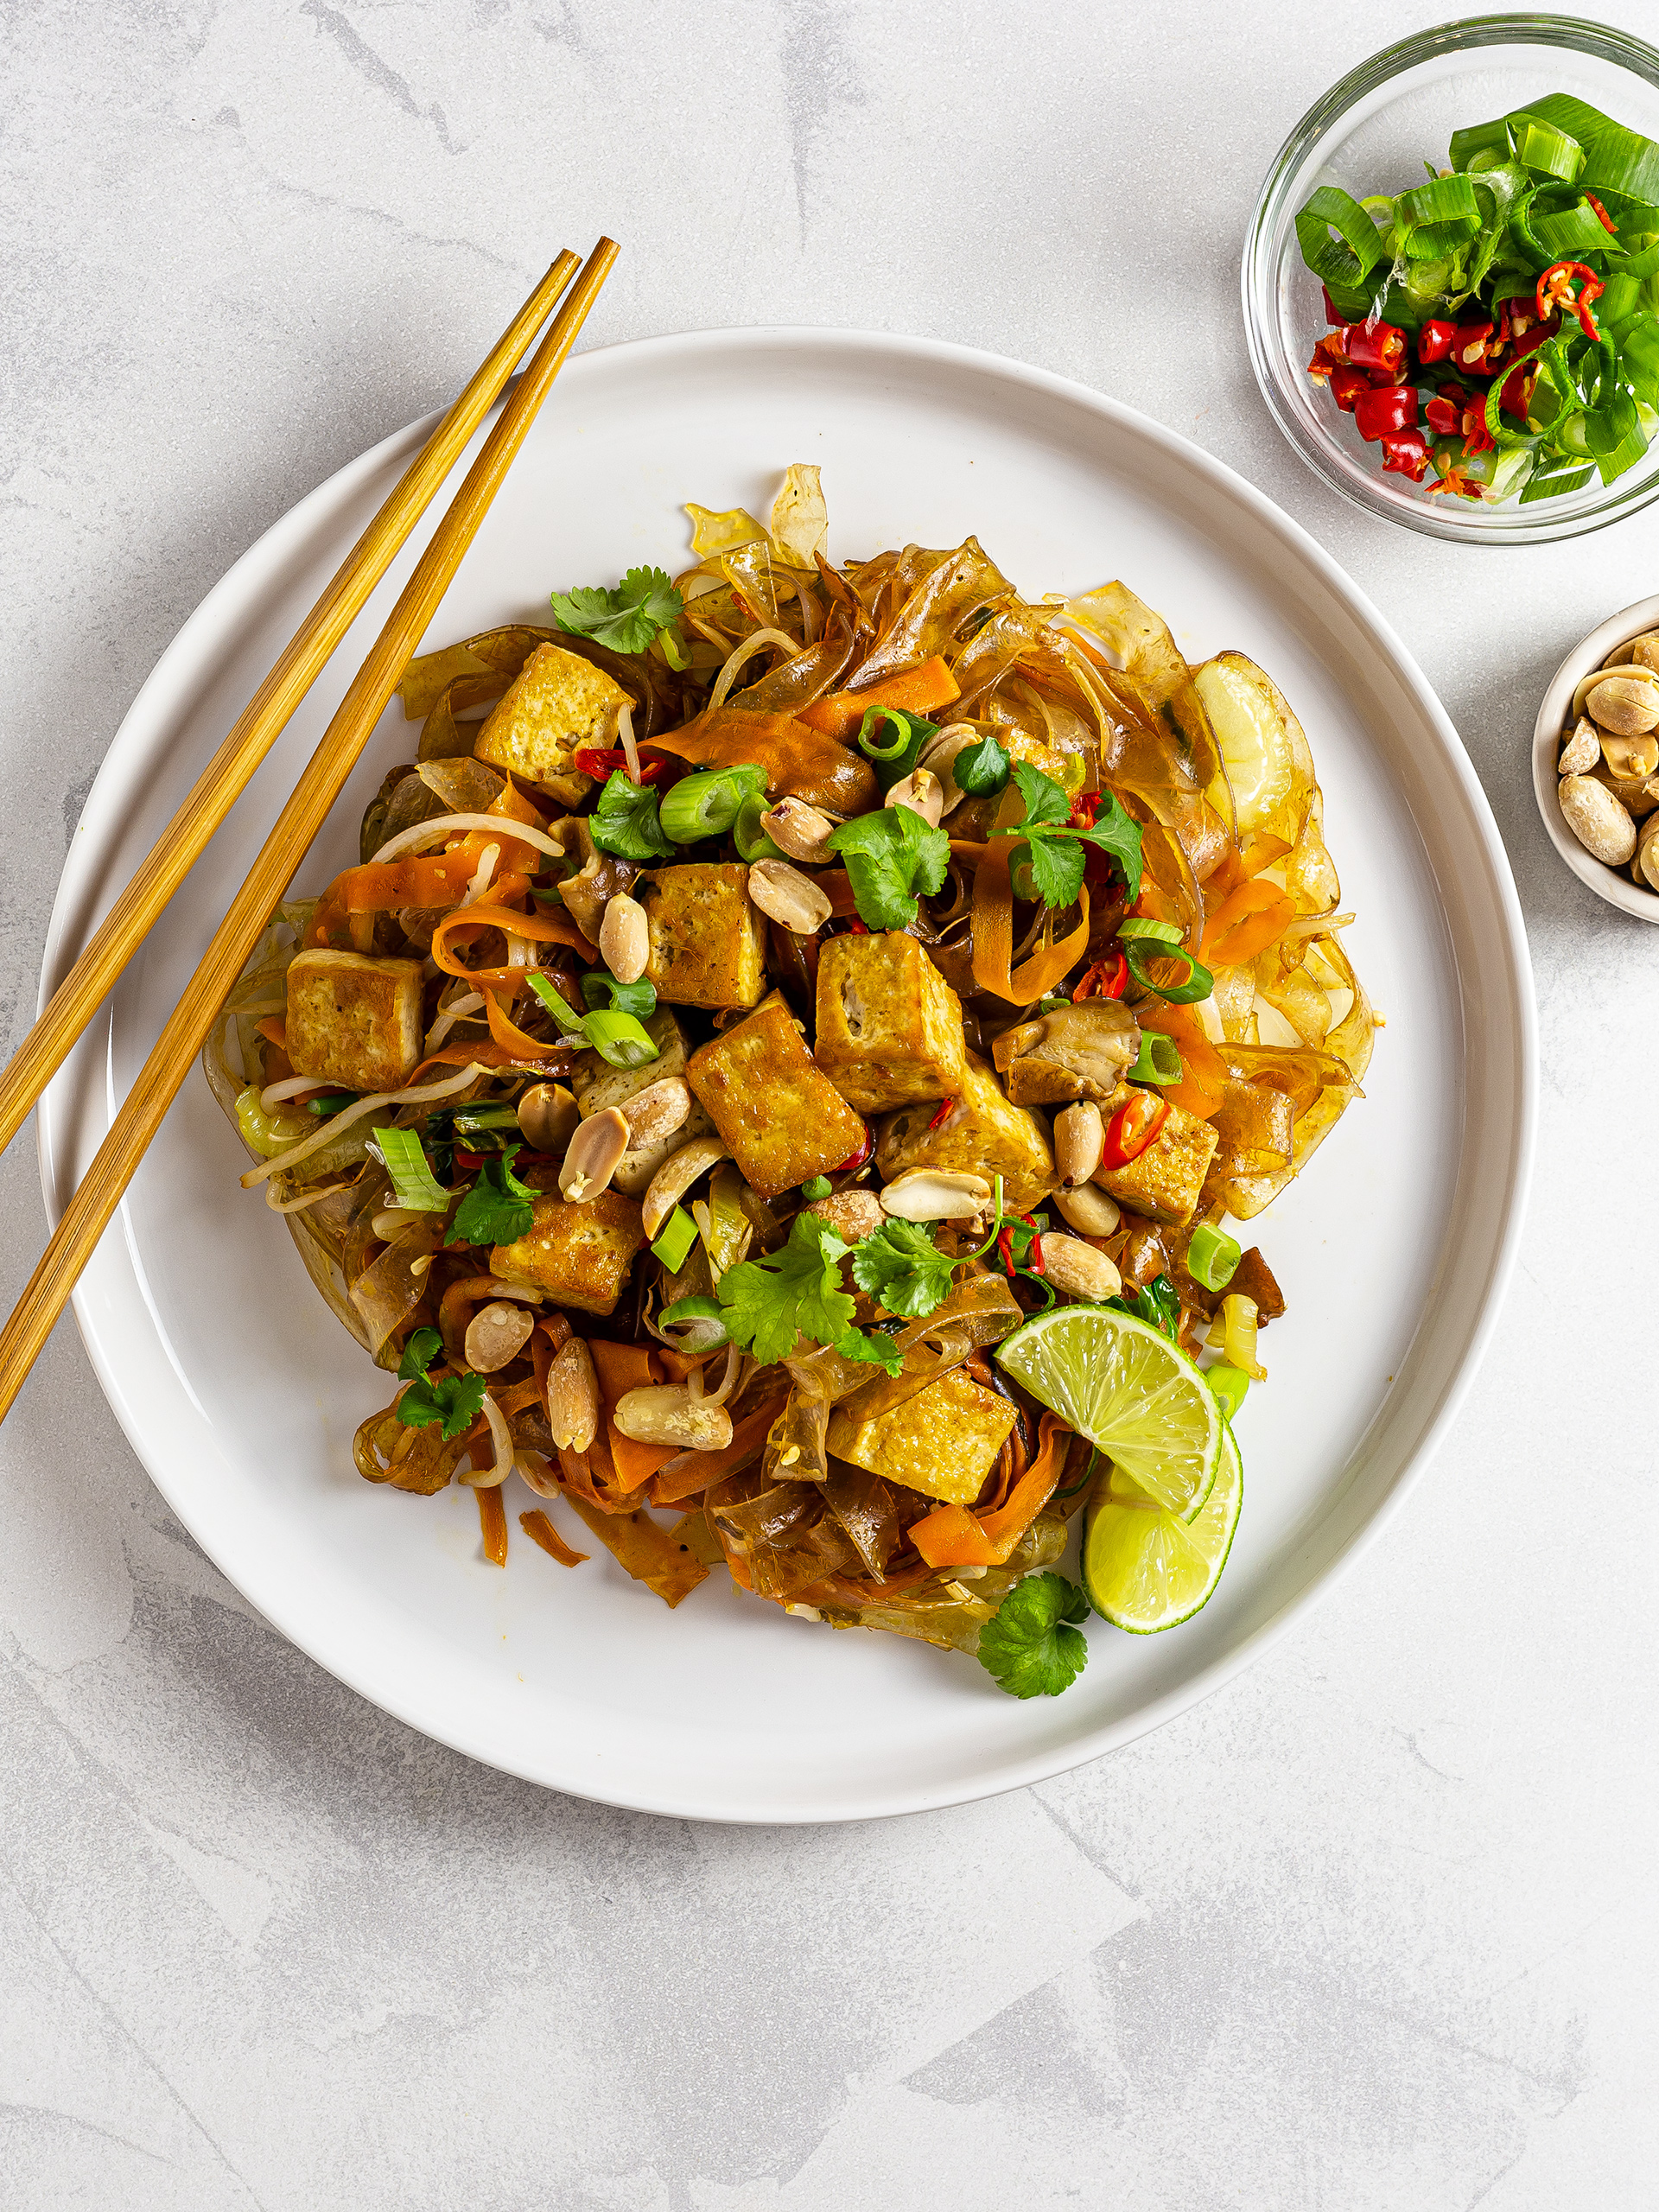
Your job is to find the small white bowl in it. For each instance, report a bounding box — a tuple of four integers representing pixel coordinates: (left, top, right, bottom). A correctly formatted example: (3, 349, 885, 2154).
(1533, 594, 1659, 923)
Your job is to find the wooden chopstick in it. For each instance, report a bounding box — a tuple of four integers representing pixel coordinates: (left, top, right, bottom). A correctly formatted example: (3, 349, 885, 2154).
(0, 236, 620, 1428)
(0, 251, 583, 1163)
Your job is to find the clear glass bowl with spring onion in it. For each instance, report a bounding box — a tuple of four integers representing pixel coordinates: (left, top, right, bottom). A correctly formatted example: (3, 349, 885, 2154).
(1245, 16, 1659, 543)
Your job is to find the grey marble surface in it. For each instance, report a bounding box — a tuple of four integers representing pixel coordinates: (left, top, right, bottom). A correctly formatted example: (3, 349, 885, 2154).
(3, 3, 1657, 2205)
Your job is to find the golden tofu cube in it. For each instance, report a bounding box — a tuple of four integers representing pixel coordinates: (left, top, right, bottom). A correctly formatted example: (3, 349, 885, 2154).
(1095, 1084, 1219, 1227)
(876, 1052, 1054, 1214)
(813, 931, 968, 1114)
(685, 995, 867, 1199)
(472, 642, 632, 788)
(827, 1368, 1016, 1505)
(489, 1189, 645, 1316)
(284, 948, 424, 1094)
(643, 863, 767, 1011)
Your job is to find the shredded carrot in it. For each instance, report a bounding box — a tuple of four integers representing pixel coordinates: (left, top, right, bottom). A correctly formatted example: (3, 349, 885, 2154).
(430, 900, 595, 985)
(1206, 831, 1293, 898)
(908, 1413, 1073, 1567)
(582, 1341, 682, 1489)
(476, 1484, 509, 1567)
(966, 836, 1091, 1003)
(797, 655, 961, 739)
(1137, 1002, 1227, 1119)
(558, 1492, 709, 1607)
(1199, 879, 1297, 969)
(518, 1507, 588, 1567)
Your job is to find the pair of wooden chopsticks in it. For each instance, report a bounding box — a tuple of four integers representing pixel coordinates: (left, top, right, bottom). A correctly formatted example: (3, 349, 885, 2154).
(0, 237, 620, 1426)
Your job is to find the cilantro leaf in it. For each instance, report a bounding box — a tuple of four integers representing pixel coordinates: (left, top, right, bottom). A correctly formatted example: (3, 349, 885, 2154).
(1010, 760, 1072, 828)
(397, 1326, 443, 1382)
(850, 1218, 958, 1319)
(447, 1145, 537, 1249)
(1021, 830, 1086, 911)
(716, 1211, 857, 1366)
(397, 1369, 486, 1441)
(1075, 792, 1145, 897)
(832, 1327, 906, 1376)
(550, 565, 683, 655)
(950, 733, 1010, 798)
(588, 769, 675, 860)
(825, 804, 950, 931)
(976, 1572, 1090, 1697)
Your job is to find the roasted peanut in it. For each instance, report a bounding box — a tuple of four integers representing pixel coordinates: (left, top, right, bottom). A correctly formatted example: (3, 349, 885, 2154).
(1037, 1233, 1122, 1302)
(1559, 715, 1600, 775)
(598, 892, 649, 985)
(1573, 660, 1659, 719)
(544, 1335, 599, 1452)
(1560, 772, 1637, 865)
(1053, 1183, 1121, 1236)
(612, 1383, 734, 1451)
(1602, 728, 1659, 781)
(1640, 811, 1659, 891)
(1597, 765, 1659, 817)
(1634, 633, 1659, 672)
(760, 796, 836, 862)
(884, 767, 944, 828)
(619, 1076, 691, 1150)
(806, 1187, 886, 1242)
(463, 1300, 534, 1374)
(1055, 1101, 1105, 1187)
(1586, 671, 1659, 735)
(517, 1081, 580, 1156)
(879, 1167, 991, 1220)
(641, 1135, 729, 1239)
(559, 1106, 631, 1202)
(747, 856, 832, 934)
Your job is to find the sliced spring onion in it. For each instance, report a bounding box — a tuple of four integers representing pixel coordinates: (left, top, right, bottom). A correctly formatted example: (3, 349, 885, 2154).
(582, 969, 657, 1020)
(658, 763, 768, 843)
(800, 1175, 832, 1201)
(733, 791, 785, 861)
(1212, 1293, 1266, 1382)
(1205, 1364, 1250, 1421)
(1185, 1223, 1242, 1294)
(856, 705, 936, 789)
(453, 1104, 522, 1134)
(582, 1009, 659, 1070)
(1508, 111, 1584, 183)
(659, 1294, 731, 1347)
(304, 1093, 357, 1115)
(527, 972, 584, 1031)
(1123, 936, 1214, 1006)
(1450, 115, 1511, 172)
(650, 1205, 700, 1274)
(372, 1127, 450, 1212)
(1126, 1033, 1183, 1086)
(1117, 917, 1182, 944)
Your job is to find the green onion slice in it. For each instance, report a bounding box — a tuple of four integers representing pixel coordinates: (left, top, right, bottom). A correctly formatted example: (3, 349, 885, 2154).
(658, 1294, 731, 1348)
(304, 1093, 357, 1115)
(1122, 937, 1213, 1007)
(372, 1126, 450, 1212)
(1127, 1033, 1183, 1086)
(650, 1205, 700, 1274)
(1205, 1364, 1250, 1421)
(581, 970, 656, 1020)
(582, 1010, 659, 1070)
(658, 763, 768, 844)
(1186, 1224, 1242, 1294)
(527, 972, 585, 1032)
(733, 791, 785, 862)
(1117, 917, 1182, 944)
(856, 705, 937, 788)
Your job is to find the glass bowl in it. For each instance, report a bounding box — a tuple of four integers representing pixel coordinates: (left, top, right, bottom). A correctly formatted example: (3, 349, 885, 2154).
(1244, 14, 1659, 543)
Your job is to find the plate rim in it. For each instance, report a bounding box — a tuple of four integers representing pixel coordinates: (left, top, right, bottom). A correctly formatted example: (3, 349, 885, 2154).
(35, 324, 1538, 1821)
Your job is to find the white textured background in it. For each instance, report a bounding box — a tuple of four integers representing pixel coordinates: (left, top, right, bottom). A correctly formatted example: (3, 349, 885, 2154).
(3, 3, 1656, 2206)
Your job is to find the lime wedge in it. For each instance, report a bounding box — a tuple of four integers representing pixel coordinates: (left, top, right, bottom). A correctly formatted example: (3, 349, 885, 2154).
(996, 1305, 1220, 1517)
(1083, 1424, 1243, 1633)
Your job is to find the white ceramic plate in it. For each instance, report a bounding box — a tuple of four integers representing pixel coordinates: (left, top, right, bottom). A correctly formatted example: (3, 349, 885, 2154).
(37, 329, 1535, 1822)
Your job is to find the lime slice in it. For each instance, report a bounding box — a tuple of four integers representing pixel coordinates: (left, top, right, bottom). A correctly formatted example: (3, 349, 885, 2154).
(995, 1306, 1220, 1516)
(1083, 1424, 1243, 1633)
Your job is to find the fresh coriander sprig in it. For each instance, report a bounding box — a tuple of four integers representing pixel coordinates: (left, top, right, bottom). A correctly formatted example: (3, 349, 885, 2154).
(1001, 761, 1144, 910)
(447, 1145, 537, 1249)
(550, 566, 683, 655)
(715, 1212, 903, 1375)
(825, 804, 951, 931)
(394, 1330, 486, 1441)
(976, 1572, 1090, 1697)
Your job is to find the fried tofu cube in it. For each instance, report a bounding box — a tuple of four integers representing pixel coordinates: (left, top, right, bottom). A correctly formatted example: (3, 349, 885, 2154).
(813, 931, 968, 1114)
(642, 863, 767, 1011)
(827, 1368, 1017, 1505)
(472, 642, 631, 788)
(685, 994, 867, 1199)
(1095, 1084, 1219, 1228)
(876, 1052, 1054, 1214)
(284, 948, 424, 1093)
(489, 1189, 645, 1316)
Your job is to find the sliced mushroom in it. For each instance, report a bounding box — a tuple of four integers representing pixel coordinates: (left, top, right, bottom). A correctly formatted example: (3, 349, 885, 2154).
(612, 1383, 734, 1451)
(598, 892, 649, 985)
(760, 796, 837, 862)
(641, 1135, 730, 1239)
(463, 1300, 535, 1374)
(747, 857, 832, 934)
(992, 999, 1140, 1105)
(879, 1168, 991, 1220)
(559, 1107, 631, 1203)
(548, 817, 641, 941)
(517, 1081, 581, 1156)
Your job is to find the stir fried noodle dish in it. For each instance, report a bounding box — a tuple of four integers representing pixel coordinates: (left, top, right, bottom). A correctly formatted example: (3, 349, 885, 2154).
(207, 467, 1374, 1694)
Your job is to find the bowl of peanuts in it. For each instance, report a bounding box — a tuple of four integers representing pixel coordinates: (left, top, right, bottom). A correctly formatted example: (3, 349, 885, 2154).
(1535, 593, 1659, 920)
